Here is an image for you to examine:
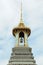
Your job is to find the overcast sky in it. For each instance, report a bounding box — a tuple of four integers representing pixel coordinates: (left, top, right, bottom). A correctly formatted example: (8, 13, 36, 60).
(0, 0, 43, 65)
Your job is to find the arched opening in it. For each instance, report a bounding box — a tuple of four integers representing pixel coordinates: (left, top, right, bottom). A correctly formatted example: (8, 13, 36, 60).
(19, 32, 24, 38)
(19, 32, 24, 45)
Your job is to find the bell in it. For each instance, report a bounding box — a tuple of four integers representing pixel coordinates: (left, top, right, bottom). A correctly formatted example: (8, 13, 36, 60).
(20, 37, 23, 43)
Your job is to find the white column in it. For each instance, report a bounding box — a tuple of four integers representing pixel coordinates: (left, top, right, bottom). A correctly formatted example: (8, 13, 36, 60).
(24, 33, 28, 47)
(15, 33, 19, 47)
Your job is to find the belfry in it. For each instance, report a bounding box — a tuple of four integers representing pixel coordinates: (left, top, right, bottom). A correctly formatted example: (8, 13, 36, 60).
(7, 1, 37, 65)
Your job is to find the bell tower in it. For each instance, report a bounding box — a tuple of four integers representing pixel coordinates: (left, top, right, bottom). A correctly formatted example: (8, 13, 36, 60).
(12, 1, 31, 47)
(7, 1, 37, 65)
(13, 20, 31, 47)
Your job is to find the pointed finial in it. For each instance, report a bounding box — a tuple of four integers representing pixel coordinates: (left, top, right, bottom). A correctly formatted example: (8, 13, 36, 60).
(20, 0, 23, 23)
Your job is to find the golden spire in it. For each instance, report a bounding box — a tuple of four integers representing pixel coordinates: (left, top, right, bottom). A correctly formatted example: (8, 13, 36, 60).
(20, 0, 23, 23)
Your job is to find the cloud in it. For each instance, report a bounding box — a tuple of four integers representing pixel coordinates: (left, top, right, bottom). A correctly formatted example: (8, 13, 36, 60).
(0, 60, 8, 65)
(0, 0, 43, 65)
(36, 55, 43, 65)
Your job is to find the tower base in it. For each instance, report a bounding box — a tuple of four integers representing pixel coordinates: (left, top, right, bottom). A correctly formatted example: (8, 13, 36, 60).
(7, 47, 37, 65)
